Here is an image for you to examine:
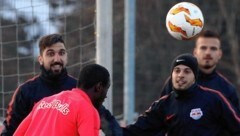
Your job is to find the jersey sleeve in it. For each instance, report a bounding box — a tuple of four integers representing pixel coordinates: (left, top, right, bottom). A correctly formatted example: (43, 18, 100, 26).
(1, 86, 31, 136)
(215, 93, 240, 135)
(123, 99, 166, 136)
(227, 86, 240, 114)
(98, 105, 122, 136)
(13, 111, 33, 136)
(77, 102, 100, 136)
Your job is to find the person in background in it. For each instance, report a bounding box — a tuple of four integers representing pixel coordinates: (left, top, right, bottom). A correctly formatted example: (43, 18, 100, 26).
(161, 30, 240, 112)
(1, 34, 122, 136)
(14, 64, 110, 136)
(159, 30, 240, 136)
(122, 53, 240, 136)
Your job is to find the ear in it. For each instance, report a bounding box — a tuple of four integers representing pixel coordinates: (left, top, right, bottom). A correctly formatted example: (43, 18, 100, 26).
(38, 55, 43, 65)
(218, 49, 223, 60)
(193, 48, 197, 56)
(95, 82, 103, 93)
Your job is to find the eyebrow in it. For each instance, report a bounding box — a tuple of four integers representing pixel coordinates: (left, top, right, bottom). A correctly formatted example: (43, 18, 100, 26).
(46, 49, 54, 52)
(46, 48, 66, 52)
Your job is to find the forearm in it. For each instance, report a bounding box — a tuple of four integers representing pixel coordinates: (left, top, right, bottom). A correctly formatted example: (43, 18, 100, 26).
(99, 106, 122, 136)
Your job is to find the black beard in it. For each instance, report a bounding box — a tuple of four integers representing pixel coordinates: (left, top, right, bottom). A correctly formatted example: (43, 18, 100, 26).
(40, 65, 66, 80)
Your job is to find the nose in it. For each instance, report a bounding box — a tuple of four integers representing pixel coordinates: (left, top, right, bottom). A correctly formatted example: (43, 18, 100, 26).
(205, 48, 211, 54)
(53, 54, 61, 62)
(177, 71, 185, 77)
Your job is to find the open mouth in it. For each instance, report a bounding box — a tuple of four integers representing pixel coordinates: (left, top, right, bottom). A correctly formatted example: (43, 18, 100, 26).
(51, 64, 62, 69)
(177, 80, 186, 86)
(50, 62, 63, 69)
(50, 63, 64, 74)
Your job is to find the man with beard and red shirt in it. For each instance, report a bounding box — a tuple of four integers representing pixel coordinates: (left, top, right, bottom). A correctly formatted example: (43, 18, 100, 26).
(1, 34, 122, 136)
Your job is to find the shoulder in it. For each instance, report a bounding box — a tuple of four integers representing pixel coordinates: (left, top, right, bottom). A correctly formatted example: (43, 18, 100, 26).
(215, 72, 235, 87)
(199, 86, 223, 97)
(199, 86, 231, 104)
(11, 75, 41, 104)
(67, 74, 77, 80)
(66, 75, 77, 84)
(17, 75, 41, 93)
(147, 94, 172, 112)
(76, 98, 97, 118)
(215, 72, 237, 94)
(199, 85, 239, 115)
(160, 76, 172, 96)
(21, 75, 40, 85)
(68, 89, 94, 111)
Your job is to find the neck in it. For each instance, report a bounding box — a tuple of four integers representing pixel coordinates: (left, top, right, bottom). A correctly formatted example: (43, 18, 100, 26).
(199, 66, 215, 74)
(81, 87, 97, 108)
(173, 83, 197, 98)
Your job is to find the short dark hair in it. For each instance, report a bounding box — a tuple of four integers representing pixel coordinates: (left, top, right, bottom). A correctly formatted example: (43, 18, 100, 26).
(39, 34, 65, 55)
(77, 64, 110, 90)
(196, 30, 220, 40)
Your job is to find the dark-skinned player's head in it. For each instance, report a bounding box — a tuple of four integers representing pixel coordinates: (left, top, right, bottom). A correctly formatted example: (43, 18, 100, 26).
(77, 64, 110, 109)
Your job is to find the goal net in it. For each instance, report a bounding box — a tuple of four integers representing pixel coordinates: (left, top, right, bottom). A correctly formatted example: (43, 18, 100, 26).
(0, 0, 96, 124)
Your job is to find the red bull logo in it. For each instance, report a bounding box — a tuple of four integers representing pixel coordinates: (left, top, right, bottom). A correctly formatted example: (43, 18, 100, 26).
(190, 108, 203, 120)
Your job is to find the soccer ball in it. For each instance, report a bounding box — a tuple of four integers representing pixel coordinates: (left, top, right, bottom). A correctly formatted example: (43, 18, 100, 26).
(166, 2, 204, 40)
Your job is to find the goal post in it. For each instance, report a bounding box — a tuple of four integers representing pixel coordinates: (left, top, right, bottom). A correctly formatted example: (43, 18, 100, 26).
(96, 0, 113, 113)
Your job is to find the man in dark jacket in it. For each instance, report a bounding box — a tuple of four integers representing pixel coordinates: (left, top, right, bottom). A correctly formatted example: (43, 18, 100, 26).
(159, 30, 240, 136)
(161, 30, 240, 112)
(123, 53, 240, 136)
(1, 34, 122, 136)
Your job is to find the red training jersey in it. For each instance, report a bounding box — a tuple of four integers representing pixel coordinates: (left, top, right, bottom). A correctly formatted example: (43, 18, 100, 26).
(14, 88, 100, 136)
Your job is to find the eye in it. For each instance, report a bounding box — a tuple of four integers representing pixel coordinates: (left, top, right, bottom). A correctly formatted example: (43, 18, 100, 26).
(173, 68, 181, 74)
(200, 46, 207, 51)
(210, 47, 218, 51)
(46, 51, 55, 57)
(59, 50, 66, 56)
(184, 69, 192, 74)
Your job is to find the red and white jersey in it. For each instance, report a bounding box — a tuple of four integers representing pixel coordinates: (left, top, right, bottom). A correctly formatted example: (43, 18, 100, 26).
(14, 88, 100, 136)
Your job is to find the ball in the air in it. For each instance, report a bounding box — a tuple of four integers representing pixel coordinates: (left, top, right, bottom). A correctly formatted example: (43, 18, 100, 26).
(166, 2, 204, 40)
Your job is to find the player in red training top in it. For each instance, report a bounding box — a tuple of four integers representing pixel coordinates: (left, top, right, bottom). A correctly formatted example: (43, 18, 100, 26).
(14, 64, 110, 136)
